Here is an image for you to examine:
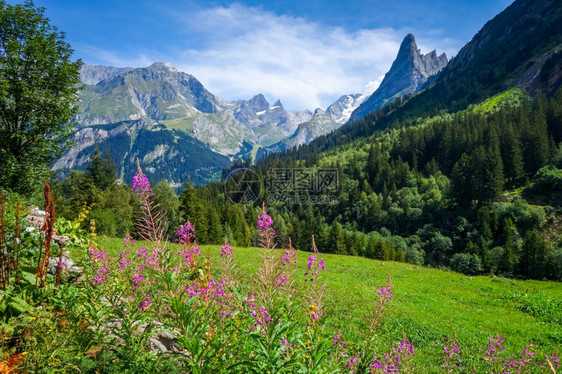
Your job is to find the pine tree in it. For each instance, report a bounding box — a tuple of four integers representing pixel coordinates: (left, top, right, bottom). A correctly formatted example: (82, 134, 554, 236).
(86, 146, 117, 191)
(207, 206, 223, 244)
(500, 218, 520, 274)
(500, 123, 525, 188)
(328, 221, 346, 254)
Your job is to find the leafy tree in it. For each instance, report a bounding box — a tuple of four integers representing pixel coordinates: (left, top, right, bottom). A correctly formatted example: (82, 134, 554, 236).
(450, 252, 483, 275)
(0, 1, 82, 195)
(153, 180, 180, 237)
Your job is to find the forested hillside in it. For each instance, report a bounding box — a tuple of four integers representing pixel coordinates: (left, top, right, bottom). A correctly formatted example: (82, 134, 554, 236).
(173, 89, 562, 280)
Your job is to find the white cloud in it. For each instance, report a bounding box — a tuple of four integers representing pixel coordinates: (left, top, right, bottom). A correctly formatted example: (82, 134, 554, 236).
(80, 4, 453, 111)
(172, 4, 409, 110)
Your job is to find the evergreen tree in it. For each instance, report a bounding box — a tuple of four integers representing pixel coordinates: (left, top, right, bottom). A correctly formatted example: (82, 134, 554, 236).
(86, 146, 117, 190)
(328, 221, 346, 254)
(520, 230, 550, 279)
(207, 206, 223, 244)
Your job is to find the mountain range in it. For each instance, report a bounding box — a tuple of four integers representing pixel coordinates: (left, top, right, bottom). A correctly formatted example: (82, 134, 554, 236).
(53, 34, 449, 186)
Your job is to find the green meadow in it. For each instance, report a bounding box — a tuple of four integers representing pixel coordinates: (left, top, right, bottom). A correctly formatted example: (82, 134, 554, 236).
(96, 236, 562, 371)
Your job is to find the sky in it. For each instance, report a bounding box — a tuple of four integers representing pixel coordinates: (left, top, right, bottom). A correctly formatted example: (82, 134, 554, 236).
(14, 0, 514, 110)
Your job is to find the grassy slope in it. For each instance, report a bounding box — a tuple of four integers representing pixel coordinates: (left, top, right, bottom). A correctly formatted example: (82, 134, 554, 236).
(94, 236, 562, 371)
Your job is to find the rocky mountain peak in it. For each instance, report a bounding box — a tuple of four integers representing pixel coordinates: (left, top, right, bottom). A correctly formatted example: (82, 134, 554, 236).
(396, 33, 418, 60)
(148, 62, 178, 73)
(313, 108, 325, 116)
(348, 33, 448, 123)
(248, 94, 270, 110)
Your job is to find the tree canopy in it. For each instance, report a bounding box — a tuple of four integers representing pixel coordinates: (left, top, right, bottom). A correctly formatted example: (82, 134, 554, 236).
(0, 0, 82, 195)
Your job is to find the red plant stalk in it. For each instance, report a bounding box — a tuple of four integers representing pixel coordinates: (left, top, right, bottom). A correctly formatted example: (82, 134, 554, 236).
(36, 182, 55, 288)
(13, 201, 21, 286)
(55, 243, 64, 285)
(0, 193, 6, 290)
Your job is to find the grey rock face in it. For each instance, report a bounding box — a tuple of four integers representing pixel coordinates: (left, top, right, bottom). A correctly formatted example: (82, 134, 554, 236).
(79, 65, 133, 85)
(48, 254, 82, 281)
(348, 34, 448, 122)
(259, 107, 341, 156)
(230, 95, 313, 145)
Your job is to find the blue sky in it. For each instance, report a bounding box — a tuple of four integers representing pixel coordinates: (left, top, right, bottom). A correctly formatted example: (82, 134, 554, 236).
(19, 0, 513, 110)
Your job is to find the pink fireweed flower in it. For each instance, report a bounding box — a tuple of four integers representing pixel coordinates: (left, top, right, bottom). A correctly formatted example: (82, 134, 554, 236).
(304, 254, 325, 281)
(483, 334, 505, 365)
(370, 338, 415, 373)
(132, 273, 146, 290)
(257, 213, 273, 232)
(118, 252, 131, 270)
(176, 221, 195, 244)
(89, 247, 108, 261)
(132, 172, 151, 193)
(399, 339, 415, 356)
(147, 248, 160, 267)
(220, 243, 233, 257)
(280, 337, 295, 355)
(257, 204, 276, 250)
(546, 353, 559, 368)
(136, 247, 148, 259)
(280, 250, 297, 265)
(345, 357, 357, 369)
(332, 332, 347, 348)
(137, 297, 152, 312)
(307, 255, 316, 271)
(275, 274, 288, 287)
(124, 235, 136, 245)
(377, 286, 394, 298)
(91, 262, 109, 285)
(368, 274, 394, 333)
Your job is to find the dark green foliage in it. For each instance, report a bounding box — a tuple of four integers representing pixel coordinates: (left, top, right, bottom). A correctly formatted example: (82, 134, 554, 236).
(528, 165, 562, 194)
(50, 146, 136, 236)
(53, 170, 97, 218)
(0, 0, 82, 196)
(86, 145, 117, 191)
(520, 230, 552, 279)
(450, 253, 483, 275)
(451, 142, 504, 207)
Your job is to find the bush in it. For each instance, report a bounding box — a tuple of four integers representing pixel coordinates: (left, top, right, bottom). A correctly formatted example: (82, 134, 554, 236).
(450, 252, 483, 275)
(529, 165, 562, 194)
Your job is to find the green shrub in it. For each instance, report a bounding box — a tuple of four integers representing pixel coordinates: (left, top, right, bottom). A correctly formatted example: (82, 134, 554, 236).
(450, 252, 483, 275)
